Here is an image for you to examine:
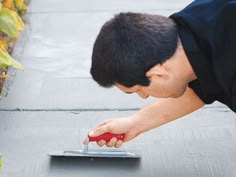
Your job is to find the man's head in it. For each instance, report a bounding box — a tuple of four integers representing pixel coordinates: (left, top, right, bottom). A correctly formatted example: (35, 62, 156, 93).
(91, 12, 178, 88)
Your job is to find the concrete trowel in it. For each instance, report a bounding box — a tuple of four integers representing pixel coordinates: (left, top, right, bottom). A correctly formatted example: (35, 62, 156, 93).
(48, 133, 141, 158)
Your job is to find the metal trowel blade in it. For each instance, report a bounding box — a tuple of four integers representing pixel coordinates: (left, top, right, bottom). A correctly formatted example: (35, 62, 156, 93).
(48, 149, 141, 158)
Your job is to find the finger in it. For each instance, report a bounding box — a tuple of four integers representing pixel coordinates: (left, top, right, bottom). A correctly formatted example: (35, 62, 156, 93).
(97, 140, 106, 147)
(106, 137, 117, 147)
(89, 125, 111, 137)
(94, 119, 112, 128)
(115, 140, 123, 148)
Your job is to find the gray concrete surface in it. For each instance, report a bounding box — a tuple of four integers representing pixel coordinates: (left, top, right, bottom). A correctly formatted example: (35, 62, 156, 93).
(0, 0, 236, 177)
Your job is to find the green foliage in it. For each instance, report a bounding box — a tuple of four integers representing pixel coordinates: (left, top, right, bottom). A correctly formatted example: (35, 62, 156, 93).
(0, 7, 23, 37)
(0, 48, 23, 69)
(0, 0, 26, 70)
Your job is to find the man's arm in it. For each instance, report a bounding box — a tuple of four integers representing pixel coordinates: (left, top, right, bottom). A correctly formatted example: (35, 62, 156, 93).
(130, 86, 205, 134)
(88, 87, 205, 147)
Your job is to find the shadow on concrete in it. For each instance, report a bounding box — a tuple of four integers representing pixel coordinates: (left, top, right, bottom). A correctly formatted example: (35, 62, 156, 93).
(49, 156, 141, 170)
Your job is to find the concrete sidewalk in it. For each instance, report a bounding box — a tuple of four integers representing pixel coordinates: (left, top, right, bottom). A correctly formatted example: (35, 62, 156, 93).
(0, 0, 236, 177)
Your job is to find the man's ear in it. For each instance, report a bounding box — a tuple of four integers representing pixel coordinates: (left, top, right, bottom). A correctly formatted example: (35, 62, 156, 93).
(145, 64, 169, 78)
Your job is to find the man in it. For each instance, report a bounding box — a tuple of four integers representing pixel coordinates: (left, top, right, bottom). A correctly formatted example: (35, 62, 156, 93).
(86, 0, 236, 148)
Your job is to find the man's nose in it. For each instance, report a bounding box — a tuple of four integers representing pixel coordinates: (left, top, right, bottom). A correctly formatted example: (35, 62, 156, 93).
(137, 91, 149, 99)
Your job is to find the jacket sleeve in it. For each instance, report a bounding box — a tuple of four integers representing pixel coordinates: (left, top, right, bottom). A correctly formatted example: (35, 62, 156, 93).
(213, 1, 236, 112)
(232, 77, 236, 112)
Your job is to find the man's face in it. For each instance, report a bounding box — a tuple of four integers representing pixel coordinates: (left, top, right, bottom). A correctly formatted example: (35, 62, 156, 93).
(115, 74, 188, 99)
(115, 48, 193, 99)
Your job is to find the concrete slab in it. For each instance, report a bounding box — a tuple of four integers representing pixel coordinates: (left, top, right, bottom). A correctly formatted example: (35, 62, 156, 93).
(0, 12, 158, 109)
(28, 0, 192, 14)
(0, 108, 236, 177)
(0, 75, 155, 109)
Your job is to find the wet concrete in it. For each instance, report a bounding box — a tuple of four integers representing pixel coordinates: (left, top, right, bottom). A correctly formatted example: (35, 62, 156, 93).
(0, 0, 236, 177)
(1, 109, 236, 177)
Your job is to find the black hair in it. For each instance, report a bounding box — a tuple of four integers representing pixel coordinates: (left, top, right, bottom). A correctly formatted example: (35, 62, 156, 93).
(91, 12, 178, 88)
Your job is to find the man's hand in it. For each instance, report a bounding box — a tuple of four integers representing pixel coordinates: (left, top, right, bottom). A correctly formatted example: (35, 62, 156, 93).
(84, 117, 140, 148)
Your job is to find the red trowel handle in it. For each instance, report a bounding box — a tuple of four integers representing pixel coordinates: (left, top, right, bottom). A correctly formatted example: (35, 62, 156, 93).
(88, 133, 124, 142)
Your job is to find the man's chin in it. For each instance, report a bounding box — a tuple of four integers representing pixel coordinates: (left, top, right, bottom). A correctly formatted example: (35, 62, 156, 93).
(171, 90, 186, 98)
(151, 90, 185, 98)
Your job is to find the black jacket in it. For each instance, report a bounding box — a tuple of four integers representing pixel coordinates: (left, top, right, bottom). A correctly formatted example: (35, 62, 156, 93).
(170, 0, 236, 112)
